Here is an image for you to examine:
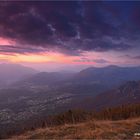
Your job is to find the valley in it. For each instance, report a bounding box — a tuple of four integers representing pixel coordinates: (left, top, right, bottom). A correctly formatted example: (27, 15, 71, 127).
(0, 64, 140, 138)
(1, 1, 140, 139)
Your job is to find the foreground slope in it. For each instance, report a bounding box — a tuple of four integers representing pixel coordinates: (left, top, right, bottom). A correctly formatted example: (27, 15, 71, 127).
(13, 118, 140, 139)
(10, 103, 140, 139)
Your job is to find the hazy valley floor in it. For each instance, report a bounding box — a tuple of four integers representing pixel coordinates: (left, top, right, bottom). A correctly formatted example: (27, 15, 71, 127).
(12, 118, 140, 139)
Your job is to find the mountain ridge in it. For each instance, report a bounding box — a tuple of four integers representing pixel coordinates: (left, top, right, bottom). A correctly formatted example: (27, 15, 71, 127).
(84, 80, 140, 110)
(0, 63, 37, 86)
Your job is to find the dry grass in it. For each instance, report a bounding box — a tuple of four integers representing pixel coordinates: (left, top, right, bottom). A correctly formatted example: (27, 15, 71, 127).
(12, 118, 140, 140)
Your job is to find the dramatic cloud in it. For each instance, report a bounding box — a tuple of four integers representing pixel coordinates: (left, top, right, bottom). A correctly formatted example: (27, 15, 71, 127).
(0, 1, 140, 55)
(0, 45, 45, 54)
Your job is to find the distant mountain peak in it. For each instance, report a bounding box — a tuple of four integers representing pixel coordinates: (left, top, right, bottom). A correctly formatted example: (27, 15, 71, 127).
(79, 65, 120, 72)
(105, 65, 120, 68)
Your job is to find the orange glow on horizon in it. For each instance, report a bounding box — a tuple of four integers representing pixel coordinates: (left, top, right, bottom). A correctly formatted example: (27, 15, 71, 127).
(0, 52, 97, 65)
(0, 38, 112, 65)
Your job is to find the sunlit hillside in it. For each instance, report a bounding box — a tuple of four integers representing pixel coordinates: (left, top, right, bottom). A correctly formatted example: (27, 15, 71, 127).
(13, 118, 140, 139)
(10, 104, 140, 139)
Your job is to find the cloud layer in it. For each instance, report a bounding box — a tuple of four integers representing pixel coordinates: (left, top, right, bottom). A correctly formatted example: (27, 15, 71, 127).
(0, 1, 140, 55)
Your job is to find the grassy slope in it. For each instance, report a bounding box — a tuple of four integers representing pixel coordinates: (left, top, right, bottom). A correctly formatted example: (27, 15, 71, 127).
(12, 118, 140, 139)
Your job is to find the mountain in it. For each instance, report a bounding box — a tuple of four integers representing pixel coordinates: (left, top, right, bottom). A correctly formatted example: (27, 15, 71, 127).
(14, 65, 140, 97)
(85, 81, 140, 110)
(0, 63, 37, 86)
(17, 72, 75, 86)
(72, 65, 140, 87)
(15, 65, 140, 88)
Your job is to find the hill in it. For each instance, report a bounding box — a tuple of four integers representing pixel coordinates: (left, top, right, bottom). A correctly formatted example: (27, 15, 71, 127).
(12, 118, 140, 139)
(0, 63, 37, 86)
(17, 65, 140, 88)
(87, 81, 140, 110)
(73, 65, 140, 87)
(14, 65, 140, 97)
(12, 103, 140, 139)
(17, 72, 74, 86)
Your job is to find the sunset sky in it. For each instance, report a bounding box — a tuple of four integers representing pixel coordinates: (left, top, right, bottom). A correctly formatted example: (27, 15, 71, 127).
(0, 1, 140, 71)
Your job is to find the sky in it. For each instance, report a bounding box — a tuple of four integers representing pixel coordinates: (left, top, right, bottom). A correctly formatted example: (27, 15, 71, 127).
(0, 1, 140, 71)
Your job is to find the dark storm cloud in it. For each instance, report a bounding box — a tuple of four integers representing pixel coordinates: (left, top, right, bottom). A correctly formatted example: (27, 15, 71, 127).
(0, 1, 140, 55)
(0, 45, 44, 54)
